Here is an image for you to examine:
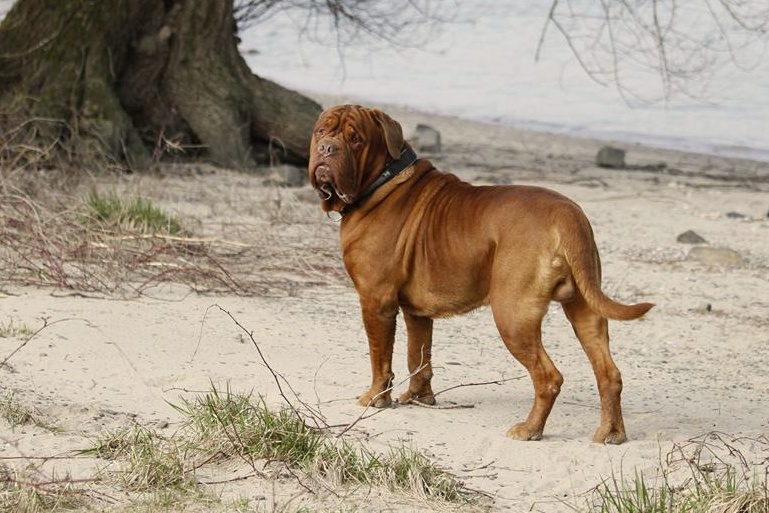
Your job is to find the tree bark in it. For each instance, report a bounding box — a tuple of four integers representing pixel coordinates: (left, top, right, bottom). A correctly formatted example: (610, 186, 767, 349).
(0, 0, 320, 171)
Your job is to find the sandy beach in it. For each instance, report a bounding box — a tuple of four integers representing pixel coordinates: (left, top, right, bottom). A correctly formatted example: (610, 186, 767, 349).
(2, 98, 768, 512)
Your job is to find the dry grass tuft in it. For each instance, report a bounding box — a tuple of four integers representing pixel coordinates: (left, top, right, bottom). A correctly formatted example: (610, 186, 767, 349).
(586, 432, 769, 513)
(0, 166, 345, 297)
(0, 391, 39, 430)
(91, 424, 194, 493)
(172, 383, 477, 504)
(0, 465, 90, 513)
(0, 318, 34, 339)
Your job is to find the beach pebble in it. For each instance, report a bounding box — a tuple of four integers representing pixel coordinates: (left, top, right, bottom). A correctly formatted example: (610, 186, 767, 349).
(265, 164, 306, 187)
(677, 230, 707, 244)
(596, 146, 626, 168)
(409, 123, 442, 153)
(294, 187, 324, 204)
(686, 246, 743, 265)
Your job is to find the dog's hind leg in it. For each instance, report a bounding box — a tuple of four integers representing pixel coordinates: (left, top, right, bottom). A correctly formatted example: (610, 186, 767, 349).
(562, 291, 627, 444)
(492, 296, 563, 441)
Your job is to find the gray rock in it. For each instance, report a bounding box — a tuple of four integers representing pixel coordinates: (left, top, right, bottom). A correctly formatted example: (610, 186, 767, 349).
(676, 230, 707, 244)
(596, 146, 626, 169)
(263, 164, 306, 187)
(686, 246, 743, 265)
(295, 187, 322, 204)
(276, 164, 306, 187)
(410, 124, 442, 153)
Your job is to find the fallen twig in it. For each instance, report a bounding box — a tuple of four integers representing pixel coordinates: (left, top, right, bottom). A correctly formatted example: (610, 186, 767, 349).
(433, 376, 526, 398)
(1, 317, 80, 368)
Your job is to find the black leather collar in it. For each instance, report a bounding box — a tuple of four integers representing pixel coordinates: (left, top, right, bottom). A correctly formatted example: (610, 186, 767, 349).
(348, 147, 418, 211)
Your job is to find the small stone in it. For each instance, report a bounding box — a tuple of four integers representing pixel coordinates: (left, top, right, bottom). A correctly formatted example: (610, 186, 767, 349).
(156, 419, 169, 429)
(677, 230, 707, 244)
(275, 164, 306, 187)
(725, 211, 748, 219)
(294, 188, 321, 204)
(409, 124, 442, 153)
(596, 146, 626, 168)
(261, 164, 306, 187)
(157, 25, 172, 43)
(488, 175, 513, 185)
(696, 302, 712, 313)
(686, 246, 743, 265)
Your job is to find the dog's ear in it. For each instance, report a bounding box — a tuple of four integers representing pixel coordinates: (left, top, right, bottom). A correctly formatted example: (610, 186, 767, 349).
(371, 109, 404, 159)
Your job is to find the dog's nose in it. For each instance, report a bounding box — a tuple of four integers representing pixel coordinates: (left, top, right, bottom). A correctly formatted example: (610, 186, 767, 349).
(317, 140, 337, 157)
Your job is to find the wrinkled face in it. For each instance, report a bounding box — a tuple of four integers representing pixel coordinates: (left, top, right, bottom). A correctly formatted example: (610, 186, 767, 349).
(308, 105, 405, 212)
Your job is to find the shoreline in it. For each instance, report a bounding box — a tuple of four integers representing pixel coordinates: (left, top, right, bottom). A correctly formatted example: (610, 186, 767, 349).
(302, 85, 769, 165)
(311, 92, 769, 189)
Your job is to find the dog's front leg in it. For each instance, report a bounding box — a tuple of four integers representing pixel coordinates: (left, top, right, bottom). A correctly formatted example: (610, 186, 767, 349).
(357, 297, 398, 408)
(398, 312, 436, 405)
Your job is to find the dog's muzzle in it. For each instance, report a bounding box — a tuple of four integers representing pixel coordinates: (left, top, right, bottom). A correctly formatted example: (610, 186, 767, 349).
(313, 164, 334, 200)
(313, 164, 354, 204)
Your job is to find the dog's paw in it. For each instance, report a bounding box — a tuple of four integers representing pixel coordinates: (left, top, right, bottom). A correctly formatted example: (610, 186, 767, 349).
(358, 390, 392, 408)
(593, 427, 627, 445)
(398, 390, 436, 406)
(506, 422, 543, 441)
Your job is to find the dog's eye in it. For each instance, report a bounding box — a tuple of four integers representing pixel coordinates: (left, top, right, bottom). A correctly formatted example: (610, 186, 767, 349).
(349, 132, 362, 145)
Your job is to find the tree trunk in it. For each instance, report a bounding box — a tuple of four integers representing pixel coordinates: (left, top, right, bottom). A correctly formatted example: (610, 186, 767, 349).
(0, 0, 321, 171)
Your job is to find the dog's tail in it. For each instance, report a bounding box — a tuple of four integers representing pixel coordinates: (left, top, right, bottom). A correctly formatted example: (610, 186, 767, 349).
(566, 228, 654, 321)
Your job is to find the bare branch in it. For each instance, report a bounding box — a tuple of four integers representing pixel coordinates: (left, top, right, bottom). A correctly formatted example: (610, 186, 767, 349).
(540, 0, 769, 103)
(234, 0, 454, 50)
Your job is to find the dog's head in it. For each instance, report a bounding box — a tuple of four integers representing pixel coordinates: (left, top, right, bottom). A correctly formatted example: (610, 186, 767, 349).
(308, 104, 405, 213)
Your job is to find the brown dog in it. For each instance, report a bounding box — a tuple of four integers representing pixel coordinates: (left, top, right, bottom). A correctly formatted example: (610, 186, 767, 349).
(308, 104, 653, 444)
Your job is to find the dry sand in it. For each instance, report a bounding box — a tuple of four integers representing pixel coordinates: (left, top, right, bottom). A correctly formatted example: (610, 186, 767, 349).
(2, 97, 768, 511)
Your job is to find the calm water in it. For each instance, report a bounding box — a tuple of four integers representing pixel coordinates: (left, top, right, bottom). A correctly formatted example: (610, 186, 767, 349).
(242, 1, 769, 161)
